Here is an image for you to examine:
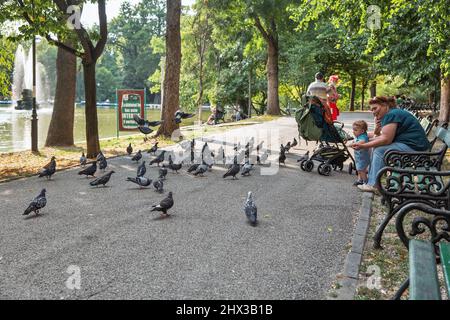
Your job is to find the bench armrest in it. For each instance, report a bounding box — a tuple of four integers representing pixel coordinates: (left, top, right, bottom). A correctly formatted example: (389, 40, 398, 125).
(384, 147, 446, 170)
(395, 203, 450, 254)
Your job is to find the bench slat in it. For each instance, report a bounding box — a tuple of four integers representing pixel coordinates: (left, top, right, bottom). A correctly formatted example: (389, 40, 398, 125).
(439, 242, 450, 299)
(410, 240, 441, 300)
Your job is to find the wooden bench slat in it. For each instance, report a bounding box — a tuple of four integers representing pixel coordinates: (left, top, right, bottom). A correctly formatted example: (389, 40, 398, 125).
(439, 242, 450, 299)
(410, 240, 441, 300)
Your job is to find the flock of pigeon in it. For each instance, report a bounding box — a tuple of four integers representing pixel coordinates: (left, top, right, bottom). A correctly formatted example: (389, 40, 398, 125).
(23, 111, 302, 227)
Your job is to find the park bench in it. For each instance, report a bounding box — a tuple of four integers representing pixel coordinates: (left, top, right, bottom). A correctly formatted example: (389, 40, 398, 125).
(392, 203, 450, 300)
(373, 124, 450, 249)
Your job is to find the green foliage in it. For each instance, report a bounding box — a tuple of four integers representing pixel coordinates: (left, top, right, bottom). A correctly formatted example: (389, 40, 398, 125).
(0, 38, 15, 97)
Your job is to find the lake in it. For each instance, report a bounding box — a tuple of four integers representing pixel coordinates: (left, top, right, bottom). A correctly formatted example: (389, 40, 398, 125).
(0, 105, 211, 153)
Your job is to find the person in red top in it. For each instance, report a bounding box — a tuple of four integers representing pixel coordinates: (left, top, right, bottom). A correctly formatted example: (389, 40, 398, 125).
(327, 75, 340, 121)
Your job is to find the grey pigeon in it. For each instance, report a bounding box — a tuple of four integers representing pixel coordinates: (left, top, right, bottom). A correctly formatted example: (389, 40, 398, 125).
(297, 151, 310, 163)
(127, 176, 152, 188)
(126, 143, 133, 156)
(153, 179, 164, 193)
(244, 191, 257, 226)
(174, 110, 194, 124)
(187, 163, 200, 173)
(257, 151, 269, 165)
(158, 167, 168, 180)
(150, 191, 173, 215)
(164, 155, 182, 173)
(150, 150, 166, 167)
(291, 138, 298, 148)
(23, 189, 47, 216)
(89, 170, 115, 187)
(137, 161, 146, 177)
(223, 162, 240, 180)
(96, 151, 105, 161)
(99, 157, 108, 171)
(279, 145, 286, 165)
(132, 150, 142, 162)
(193, 163, 208, 177)
(284, 141, 292, 153)
(148, 142, 158, 154)
(133, 114, 163, 127)
(241, 162, 254, 176)
(256, 141, 264, 153)
(38, 156, 56, 180)
(78, 161, 97, 178)
(80, 152, 87, 167)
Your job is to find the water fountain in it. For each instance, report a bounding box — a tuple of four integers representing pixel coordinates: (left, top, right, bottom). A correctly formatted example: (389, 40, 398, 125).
(12, 44, 50, 110)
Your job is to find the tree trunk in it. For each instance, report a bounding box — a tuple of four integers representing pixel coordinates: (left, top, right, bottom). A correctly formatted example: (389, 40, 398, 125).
(350, 76, 356, 112)
(158, 0, 181, 137)
(439, 73, 450, 124)
(83, 62, 100, 158)
(370, 81, 376, 98)
(45, 42, 76, 147)
(361, 79, 367, 111)
(266, 39, 280, 115)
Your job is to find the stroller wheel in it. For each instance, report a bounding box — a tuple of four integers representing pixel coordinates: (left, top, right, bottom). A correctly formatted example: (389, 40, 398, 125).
(348, 162, 354, 175)
(300, 160, 306, 171)
(318, 163, 332, 176)
(304, 160, 314, 172)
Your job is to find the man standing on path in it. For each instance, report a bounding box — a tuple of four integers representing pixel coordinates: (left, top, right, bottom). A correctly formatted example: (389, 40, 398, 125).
(307, 72, 330, 107)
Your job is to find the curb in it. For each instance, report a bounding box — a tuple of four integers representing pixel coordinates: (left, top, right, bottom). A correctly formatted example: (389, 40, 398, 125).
(329, 191, 374, 300)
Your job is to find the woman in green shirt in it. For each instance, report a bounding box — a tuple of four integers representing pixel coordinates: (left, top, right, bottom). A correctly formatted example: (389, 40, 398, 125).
(351, 96, 430, 193)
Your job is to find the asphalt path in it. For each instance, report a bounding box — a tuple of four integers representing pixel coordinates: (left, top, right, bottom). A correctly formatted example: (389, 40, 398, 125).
(0, 113, 373, 299)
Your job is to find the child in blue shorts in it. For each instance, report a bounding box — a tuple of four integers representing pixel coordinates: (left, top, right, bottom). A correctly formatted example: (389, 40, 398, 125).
(351, 120, 370, 186)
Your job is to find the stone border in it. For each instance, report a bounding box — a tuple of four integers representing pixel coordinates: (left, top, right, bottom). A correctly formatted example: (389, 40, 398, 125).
(330, 192, 374, 300)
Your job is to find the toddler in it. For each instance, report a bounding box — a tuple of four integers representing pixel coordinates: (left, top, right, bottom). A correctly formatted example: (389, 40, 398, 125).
(351, 120, 370, 186)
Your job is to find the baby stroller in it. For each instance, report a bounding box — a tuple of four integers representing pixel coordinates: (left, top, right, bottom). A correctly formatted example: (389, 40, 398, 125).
(295, 96, 356, 176)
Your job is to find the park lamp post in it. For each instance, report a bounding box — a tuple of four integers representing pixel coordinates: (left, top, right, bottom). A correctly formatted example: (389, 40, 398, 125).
(31, 0, 38, 152)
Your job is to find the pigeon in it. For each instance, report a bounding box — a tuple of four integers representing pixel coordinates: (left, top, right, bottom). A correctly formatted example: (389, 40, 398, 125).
(78, 161, 97, 178)
(223, 161, 241, 180)
(89, 170, 115, 187)
(148, 142, 159, 154)
(158, 167, 168, 180)
(96, 151, 105, 162)
(126, 176, 152, 188)
(256, 141, 264, 153)
(153, 179, 164, 193)
(80, 152, 87, 167)
(164, 155, 182, 173)
(133, 114, 163, 127)
(279, 145, 286, 165)
(126, 143, 133, 156)
(291, 138, 298, 148)
(99, 157, 108, 172)
(297, 151, 310, 163)
(136, 161, 146, 177)
(150, 191, 174, 215)
(23, 189, 47, 216)
(257, 151, 269, 165)
(284, 141, 292, 153)
(193, 163, 208, 177)
(131, 150, 142, 163)
(38, 156, 56, 180)
(187, 163, 200, 173)
(174, 110, 195, 124)
(138, 124, 153, 136)
(241, 162, 254, 176)
(244, 191, 257, 226)
(150, 150, 166, 167)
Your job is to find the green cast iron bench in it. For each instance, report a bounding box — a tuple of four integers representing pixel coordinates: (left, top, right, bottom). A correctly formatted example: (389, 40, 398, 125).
(393, 203, 450, 300)
(373, 125, 450, 249)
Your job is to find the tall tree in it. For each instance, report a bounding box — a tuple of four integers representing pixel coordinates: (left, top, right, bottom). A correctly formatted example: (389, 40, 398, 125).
(8, 0, 109, 157)
(45, 40, 76, 146)
(157, 0, 181, 137)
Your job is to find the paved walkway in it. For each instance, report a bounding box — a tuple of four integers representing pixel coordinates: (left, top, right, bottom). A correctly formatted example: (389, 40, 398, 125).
(0, 113, 374, 299)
